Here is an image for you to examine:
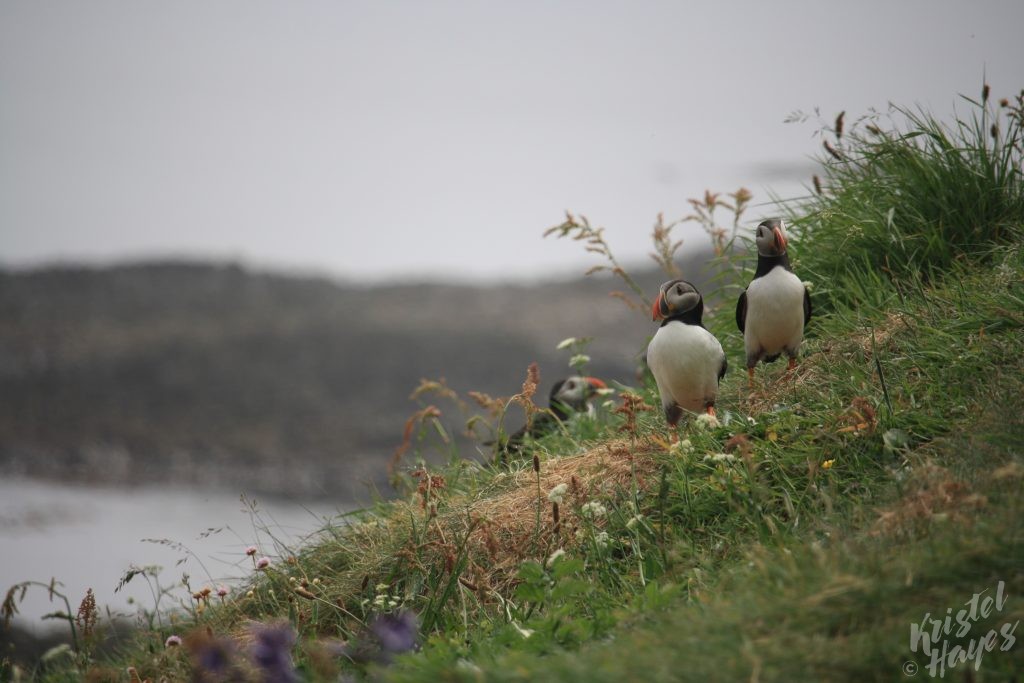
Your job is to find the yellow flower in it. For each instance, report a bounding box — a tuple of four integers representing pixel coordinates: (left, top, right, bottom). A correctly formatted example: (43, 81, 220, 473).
(822, 459, 835, 470)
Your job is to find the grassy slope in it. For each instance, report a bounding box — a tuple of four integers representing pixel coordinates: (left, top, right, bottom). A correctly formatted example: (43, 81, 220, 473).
(6, 90, 1023, 682)
(384, 247, 1024, 682)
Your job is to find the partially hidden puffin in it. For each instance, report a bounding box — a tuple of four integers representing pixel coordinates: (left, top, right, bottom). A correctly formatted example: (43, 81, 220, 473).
(647, 279, 727, 427)
(500, 376, 607, 457)
(735, 218, 812, 386)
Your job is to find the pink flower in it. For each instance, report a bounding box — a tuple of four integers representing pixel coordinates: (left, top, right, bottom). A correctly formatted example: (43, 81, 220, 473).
(245, 546, 258, 556)
(216, 585, 229, 598)
(165, 634, 182, 648)
(256, 557, 271, 570)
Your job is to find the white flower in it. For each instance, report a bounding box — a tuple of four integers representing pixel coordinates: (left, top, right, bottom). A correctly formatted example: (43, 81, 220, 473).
(569, 353, 591, 368)
(802, 280, 814, 291)
(694, 413, 720, 430)
(671, 438, 694, 455)
(546, 548, 566, 567)
(547, 483, 569, 504)
(626, 514, 644, 530)
(702, 452, 736, 463)
(555, 337, 578, 350)
(580, 501, 607, 519)
(594, 531, 610, 548)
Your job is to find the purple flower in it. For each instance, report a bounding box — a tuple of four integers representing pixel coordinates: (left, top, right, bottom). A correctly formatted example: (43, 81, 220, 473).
(250, 622, 298, 683)
(245, 545, 258, 556)
(370, 611, 419, 656)
(165, 634, 182, 648)
(191, 635, 238, 678)
(256, 557, 271, 569)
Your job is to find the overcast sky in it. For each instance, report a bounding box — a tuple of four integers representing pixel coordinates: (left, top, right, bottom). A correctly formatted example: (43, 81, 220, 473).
(1, 1, 1022, 282)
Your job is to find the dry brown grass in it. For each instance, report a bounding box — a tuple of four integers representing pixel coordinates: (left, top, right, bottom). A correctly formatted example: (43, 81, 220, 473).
(871, 464, 987, 539)
(381, 439, 663, 599)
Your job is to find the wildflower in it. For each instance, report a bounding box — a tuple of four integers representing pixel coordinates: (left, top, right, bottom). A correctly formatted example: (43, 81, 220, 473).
(694, 413, 720, 430)
(191, 632, 238, 677)
(547, 483, 568, 504)
(245, 546, 258, 556)
(546, 548, 566, 567)
(594, 531, 610, 548)
(256, 557, 271, 570)
(555, 337, 578, 350)
(216, 585, 229, 598)
(250, 622, 299, 683)
(246, 591, 254, 599)
(671, 438, 694, 455)
(312, 578, 321, 585)
(822, 459, 835, 470)
(569, 353, 591, 367)
(580, 501, 607, 519)
(370, 611, 419, 656)
(626, 515, 644, 530)
(703, 453, 736, 464)
(802, 280, 814, 291)
(165, 635, 182, 648)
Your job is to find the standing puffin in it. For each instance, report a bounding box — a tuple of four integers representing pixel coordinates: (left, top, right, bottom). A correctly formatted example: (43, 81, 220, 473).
(647, 279, 727, 427)
(499, 376, 607, 457)
(735, 218, 812, 386)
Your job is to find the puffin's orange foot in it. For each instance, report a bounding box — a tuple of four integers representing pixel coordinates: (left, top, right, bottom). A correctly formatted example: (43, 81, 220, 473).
(705, 405, 717, 417)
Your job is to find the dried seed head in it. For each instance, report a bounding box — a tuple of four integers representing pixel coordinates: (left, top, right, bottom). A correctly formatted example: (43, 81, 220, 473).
(823, 140, 843, 161)
(991, 123, 999, 140)
(533, 454, 540, 473)
(982, 83, 990, 103)
(834, 111, 845, 140)
(1000, 98, 1010, 108)
(813, 174, 823, 195)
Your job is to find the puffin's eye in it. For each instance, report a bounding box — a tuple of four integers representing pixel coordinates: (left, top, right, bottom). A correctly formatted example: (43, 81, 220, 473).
(566, 381, 575, 390)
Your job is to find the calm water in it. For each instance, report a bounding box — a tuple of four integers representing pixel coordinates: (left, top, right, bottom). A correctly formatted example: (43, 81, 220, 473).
(0, 477, 349, 631)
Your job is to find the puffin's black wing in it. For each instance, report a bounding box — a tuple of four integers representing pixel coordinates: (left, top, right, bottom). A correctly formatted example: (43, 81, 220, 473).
(718, 354, 728, 383)
(803, 285, 812, 329)
(526, 412, 558, 440)
(735, 290, 748, 333)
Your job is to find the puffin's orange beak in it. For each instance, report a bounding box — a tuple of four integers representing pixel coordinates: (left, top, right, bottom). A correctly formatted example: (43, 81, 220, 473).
(652, 293, 664, 321)
(773, 226, 787, 252)
(585, 377, 607, 390)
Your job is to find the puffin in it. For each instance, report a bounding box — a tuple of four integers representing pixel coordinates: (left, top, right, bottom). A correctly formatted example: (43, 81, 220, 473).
(647, 279, 727, 427)
(498, 376, 607, 458)
(735, 218, 812, 386)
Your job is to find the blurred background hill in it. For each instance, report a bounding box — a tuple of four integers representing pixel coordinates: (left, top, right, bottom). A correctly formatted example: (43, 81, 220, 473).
(0, 254, 712, 500)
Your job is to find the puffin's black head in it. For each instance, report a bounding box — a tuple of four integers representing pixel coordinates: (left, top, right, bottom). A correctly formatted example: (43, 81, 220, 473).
(652, 279, 703, 322)
(549, 376, 607, 417)
(755, 218, 788, 257)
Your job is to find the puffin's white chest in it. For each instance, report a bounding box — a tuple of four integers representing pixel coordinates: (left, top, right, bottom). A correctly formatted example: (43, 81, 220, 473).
(745, 266, 806, 355)
(647, 322, 724, 413)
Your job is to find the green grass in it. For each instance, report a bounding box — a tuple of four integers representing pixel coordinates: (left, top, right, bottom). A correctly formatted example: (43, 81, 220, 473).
(3, 85, 1024, 683)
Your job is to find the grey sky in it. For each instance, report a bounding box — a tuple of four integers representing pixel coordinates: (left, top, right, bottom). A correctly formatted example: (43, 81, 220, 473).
(1, 1, 1022, 282)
